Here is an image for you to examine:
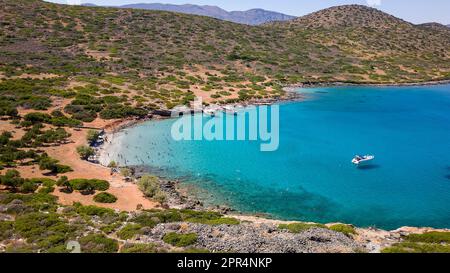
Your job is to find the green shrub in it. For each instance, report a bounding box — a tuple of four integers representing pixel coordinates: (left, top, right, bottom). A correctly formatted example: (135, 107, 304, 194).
(23, 112, 51, 123)
(405, 232, 450, 244)
(382, 242, 450, 253)
(89, 179, 110, 191)
(329, 224, 356, 236)
(29, 178, 56, 187)
(163, 232, 198, 247)
(100, 222, 122, 234)
(181, 210, 239, 225)
(100, 105, 146, 119)
(138, 175, 166, 203)
(0, 169, 26, 191)
(117, 224, 142, 240)
(75, 204, 115, 217)
(151, 210, 183, 223)
(120, 243, 165, 253)
(38, 156, 72, 174)
(188, 217, 239, 226)
(38, 185, 55, 194)
(93, 192, 117, 203)
(79, 234, 119, 253)
(14, 212, 74, 251)
(131, 214, 158, 227)
(279, 222, 327, 233)
(19, 181, 38, 193)
(0, 192, 58, 212)
(50, 116, 82, 127)
(86, 130, 100, 145)
(0, 221, 14, 240)
(5, 244, 38, 253)
(76, 145, 95, 160)
(382, 232, 450, 253)
(69, 179, 109, 191)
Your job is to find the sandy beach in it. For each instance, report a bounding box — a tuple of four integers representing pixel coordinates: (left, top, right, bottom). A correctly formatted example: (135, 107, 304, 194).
(0, 107, 159, 211)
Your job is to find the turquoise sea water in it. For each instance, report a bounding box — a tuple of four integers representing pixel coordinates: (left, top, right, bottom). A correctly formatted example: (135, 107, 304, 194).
(104, 84, 450, 230)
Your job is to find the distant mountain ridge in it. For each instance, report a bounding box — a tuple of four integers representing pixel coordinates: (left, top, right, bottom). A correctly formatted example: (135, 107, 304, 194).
(417, 22, 450, 33)
(81, 2, 296, 25)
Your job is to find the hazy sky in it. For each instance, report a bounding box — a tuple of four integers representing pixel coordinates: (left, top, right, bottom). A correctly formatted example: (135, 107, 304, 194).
(46, 0, 450, 24)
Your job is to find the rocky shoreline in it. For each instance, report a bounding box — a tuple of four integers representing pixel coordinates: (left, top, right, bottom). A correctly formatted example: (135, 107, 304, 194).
(285, 78, 450, 90)
(109, 165, 450, 253)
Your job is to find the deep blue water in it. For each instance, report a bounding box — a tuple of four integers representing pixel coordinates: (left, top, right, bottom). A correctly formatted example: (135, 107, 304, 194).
(104, 84, 450, 230)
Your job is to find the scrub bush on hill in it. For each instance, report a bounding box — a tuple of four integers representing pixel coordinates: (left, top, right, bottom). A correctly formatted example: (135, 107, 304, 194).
(382, 232, 450, 253)
(278, 223, 327, 233)
(69, 179, 110, 191)
(50, 116, 82, 127)
(117, 224, 142, 240)
(0, 105, 18, 118)
(163, 232, 198, 247)
(99, 105, 147, 119)
(76, 145, 95, 160)
(14, 212, 75, 252)
(79, 234, 119, 253)
(329, 224, 356, 236)
(23, 112, 51, 123)
(86, 130, 100, 145)
(35, 128, 71, 144)
(120, 243, 166, 253)
(38, 156, 73, 174)
(0, 221, 14, 241)
(0, 170, 41, 193)
(406, 232, 450, 243)
(131, 210, 183, 227)
(181, 210, 240, 225)
(138, 175, 166, 203)
(0, 169, 26, 192)
(93, 192, 117, 203)
(74, 203, 116, 217)
(64, 104, 98, 122)
(24, 112, 81, 127)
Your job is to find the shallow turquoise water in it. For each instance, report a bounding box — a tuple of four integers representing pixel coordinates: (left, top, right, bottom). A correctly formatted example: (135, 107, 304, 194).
(105, 84, 450, 229)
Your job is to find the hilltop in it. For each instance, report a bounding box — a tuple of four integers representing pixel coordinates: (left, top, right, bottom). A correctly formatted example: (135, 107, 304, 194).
(99, 3, 296, 25)
(1, 2, 449, 90)
(281, 4, 411, 29)
(418, 22, 450, 33)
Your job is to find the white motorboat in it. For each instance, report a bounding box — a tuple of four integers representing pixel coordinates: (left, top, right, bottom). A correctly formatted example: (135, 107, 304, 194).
(352, 155, 375, 165)
(203, 108, 216, 117)
(203, 106, 222, 117)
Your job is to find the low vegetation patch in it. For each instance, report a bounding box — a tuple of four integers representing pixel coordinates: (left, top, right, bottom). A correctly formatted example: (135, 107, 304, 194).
(76, 146, 95, 160)
(181, 210, 240, 226)
(120, 243, 167, 253)
(79, 234, 119, 253)
(74, 203, 116, 217)
(138, 175, 166, 203)
(69, 179, 110, 192)
(382, 232, 450, 253)
(0, 221, 14, 241)
(14, 212, 75, 252)
(329, 224, 357, 236)
(117, 224, 143, 240)
(93, 192, 118, 203)
(279, 222, 327, 233)
(163, 232, 198, 247)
